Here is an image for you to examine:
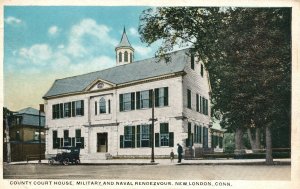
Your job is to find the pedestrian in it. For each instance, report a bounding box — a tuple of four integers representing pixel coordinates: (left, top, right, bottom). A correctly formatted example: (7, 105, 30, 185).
(177, 143, 183, 163)
(170, 149, 174, 163)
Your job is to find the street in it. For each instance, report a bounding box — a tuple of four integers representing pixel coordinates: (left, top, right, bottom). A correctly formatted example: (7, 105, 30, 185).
(3, 163, 290, 180)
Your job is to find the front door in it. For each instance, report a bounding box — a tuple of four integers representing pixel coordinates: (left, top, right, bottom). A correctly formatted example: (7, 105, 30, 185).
(97, 133, 108, 152)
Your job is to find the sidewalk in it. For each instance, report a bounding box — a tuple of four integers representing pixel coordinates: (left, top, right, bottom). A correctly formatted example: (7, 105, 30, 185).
(6, 158, 291, 166)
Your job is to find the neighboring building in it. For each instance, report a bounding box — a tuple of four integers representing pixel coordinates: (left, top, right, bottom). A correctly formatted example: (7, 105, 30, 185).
(43, 29, 223, 159)
(4, 107, 45, 162)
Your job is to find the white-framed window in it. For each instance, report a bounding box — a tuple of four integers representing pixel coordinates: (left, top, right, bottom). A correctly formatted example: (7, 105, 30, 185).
(99, 97, 106, 114)
(120, 92, 135, 112)
(124, 51, 128, 62)
(160, 123, 169, 146)
(124, 126, 135, 148)
(154, 87, 168, 107)
(141, 124, 150, 147)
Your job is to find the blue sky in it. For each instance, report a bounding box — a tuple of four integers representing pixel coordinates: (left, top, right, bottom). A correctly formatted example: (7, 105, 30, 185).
(4, 6, 161, 111)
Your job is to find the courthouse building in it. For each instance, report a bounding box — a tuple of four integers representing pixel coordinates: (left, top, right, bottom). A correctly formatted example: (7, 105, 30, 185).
(43, 29, 223, 159)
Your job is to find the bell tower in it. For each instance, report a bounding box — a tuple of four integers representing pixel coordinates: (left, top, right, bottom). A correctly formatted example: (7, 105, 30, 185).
(115, 27, 134, 66)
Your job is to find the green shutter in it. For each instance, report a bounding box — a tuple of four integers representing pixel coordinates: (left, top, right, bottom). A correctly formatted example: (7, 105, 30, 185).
(194, 125, 197, 142)
(120, 135, 124, 148)
(200, 126, 202, 143)
(72, 137, 75, 147)
(136, 125, 140, 148)
(169, 132, 174, 147)
(132, 126, 135, 148)
(196, 94, 199, 112)
(136, 92, 140, 109)
(72, 101, 75, 116)
(155, 133, 160, 147)
(164, 87, 168, 106)
(131, 92, 135, 110)
(187, 89, 191, 109)
(81, 100, 84, 115)
(119, 94, 123, 112)
(155, 88, 159, 107)
(199, 96, 202, 114)
(149, 90, 153, 107)
(52, 105, 55, 119)
(80, 137, 84, 148)
(59, 103, 64, 118)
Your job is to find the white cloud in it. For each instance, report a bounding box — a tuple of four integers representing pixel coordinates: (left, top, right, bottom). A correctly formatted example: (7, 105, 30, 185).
(67, 18, 118, 57)
(57, 44, 65, 49)
(128, 27, 139, 37)
(48, 26, 60, 36)
(133, 45, 153, 57)
(4, 16, 22, 25)
(18, 44, 52, 64)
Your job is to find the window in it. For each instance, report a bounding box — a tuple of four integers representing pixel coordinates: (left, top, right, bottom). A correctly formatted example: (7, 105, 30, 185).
(63, 130, 69, 147)
(155, 87, 168, 107)
(187, 89, 192, 109)
(123, 126, 135, 148)
(160, 123, 169, 146)
(75, 100, 84, 115)
(119, 52, 122, 62)
(34, 130, 39, 141)
(52, 130, 59, 149)
(95, 101, 97, 115)
(75, 129, 84, 148)
(191, 55, 195, 70)
(119, 93, 135, 112)
(124, 51, 128, 62)
(201, 64, 204, 77)
(136, 90, 152, 109)
(64, 102, 71, 117)
(16, 131, 20, 141)
(137, 125, 151, 147)
(52, 104, 62, 119)
(130, 52, 133, 63)
(99, 97, 106, 114)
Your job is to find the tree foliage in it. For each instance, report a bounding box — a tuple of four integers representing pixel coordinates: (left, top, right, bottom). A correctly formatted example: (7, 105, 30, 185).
(139, 7, 291, 163)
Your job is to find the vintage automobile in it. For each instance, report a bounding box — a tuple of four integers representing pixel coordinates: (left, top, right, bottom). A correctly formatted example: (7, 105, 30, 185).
(48, 147, 80, 165)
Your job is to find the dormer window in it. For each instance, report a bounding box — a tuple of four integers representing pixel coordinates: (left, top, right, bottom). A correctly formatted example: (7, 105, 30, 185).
(124, 51, 128, 62)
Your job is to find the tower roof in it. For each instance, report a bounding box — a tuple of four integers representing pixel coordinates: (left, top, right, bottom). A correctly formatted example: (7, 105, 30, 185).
(116, 27, 133, 49)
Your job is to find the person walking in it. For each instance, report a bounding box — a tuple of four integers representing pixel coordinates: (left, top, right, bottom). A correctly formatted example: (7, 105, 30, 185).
(170, 149, 175, 163)
(177, 143, 183, 163)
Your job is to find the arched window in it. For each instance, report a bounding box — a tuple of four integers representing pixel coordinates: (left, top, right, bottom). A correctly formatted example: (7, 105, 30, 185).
(130, 52, 133, 63)
(119, 52, 122, 62)
(99, 97, 106, 114)
(124, 51, 128, 62)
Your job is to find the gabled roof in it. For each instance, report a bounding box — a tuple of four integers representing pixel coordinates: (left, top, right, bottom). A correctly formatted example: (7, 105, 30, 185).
(116, 28, 132, 49)
(43, 48, 191, 99)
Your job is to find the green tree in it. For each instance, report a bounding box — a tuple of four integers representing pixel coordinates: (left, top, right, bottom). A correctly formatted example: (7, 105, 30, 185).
(139, 7, 291, 164)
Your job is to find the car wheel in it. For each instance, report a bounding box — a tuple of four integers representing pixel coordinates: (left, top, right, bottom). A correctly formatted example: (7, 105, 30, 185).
(75, 159, 80, 165)
(62, 158, 69, 165)
(48, 159, 54, 165)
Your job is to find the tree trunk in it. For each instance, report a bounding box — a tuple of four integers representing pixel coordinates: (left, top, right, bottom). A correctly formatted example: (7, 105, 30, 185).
(255, 128, 261, 152)
(265, 125, 273, 165)
(234, 127, 244, 155)
(247, 128, 256, 150)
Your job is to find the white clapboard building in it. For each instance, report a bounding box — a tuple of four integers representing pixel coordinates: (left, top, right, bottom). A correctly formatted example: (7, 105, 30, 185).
(43, 29, 224, 160)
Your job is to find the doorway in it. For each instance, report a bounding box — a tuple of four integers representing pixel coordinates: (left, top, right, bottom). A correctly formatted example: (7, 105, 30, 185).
(97, 133, 108, 152)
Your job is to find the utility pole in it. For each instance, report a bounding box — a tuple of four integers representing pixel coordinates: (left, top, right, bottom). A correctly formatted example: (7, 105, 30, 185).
(150, 89, 157, 163)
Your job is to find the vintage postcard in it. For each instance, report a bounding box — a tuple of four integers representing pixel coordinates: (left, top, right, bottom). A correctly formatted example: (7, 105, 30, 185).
(1, 0, 299, 189)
